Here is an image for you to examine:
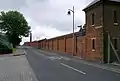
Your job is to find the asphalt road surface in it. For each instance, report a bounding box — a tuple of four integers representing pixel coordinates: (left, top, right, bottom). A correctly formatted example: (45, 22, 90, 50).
(25, 47, 120, 81)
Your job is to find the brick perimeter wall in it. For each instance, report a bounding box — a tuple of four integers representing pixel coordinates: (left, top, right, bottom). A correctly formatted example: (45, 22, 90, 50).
(25, 32, 102, 62)
(66, 37, 72, 54)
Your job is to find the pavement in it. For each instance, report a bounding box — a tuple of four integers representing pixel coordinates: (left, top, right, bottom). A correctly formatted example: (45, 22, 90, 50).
(25, 47, 120, 81)
(0, 48, 38, 81)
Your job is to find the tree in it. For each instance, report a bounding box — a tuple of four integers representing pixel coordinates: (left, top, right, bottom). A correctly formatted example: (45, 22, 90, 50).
(6, 32, 21, 47)
(0, 11, 30, 47)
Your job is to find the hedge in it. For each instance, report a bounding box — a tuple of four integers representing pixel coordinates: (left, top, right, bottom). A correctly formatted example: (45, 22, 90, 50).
(0, 48, 12, 54)
(0, 38, 13, 54)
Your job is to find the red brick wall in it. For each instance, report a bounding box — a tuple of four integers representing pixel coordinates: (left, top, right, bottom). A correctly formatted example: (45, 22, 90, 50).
(43, 41, 45, 48)
(24, 42, 30, 46)
(49, 40, 52, 50)
(59, 38, 65, 53)
(85, 31, 103, 61)
(48, 40, 50, 50)
(32, 41, 38, 48)
(53, 39, 57, 51)
(57, 39, 59, 51)
(26, 32, 102, 62)
(46, 41, 49, 50)
(66, 37, 72, 54)
(38, 42, 40, 48)
(76, 36, 84, 57)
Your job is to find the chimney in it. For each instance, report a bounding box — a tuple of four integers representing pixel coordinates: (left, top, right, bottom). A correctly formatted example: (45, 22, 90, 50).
(30, 31, 32, 42)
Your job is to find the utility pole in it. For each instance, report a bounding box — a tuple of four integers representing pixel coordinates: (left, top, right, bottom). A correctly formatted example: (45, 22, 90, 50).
(67, 6, 75, 56)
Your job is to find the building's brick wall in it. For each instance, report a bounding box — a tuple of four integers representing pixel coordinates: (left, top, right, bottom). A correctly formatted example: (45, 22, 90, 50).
(85, 3, 103, 61)
(104, 2, 120, 47)
(85, 33, 103, 61)
(76, 36, 86, 58)
(103, 2, 120, 62)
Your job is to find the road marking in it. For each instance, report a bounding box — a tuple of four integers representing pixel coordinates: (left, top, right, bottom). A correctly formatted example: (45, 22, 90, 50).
(61, 56, 71, 61)
(73, 59, 120, 74)
(47, 56, 61, 60)
(33, 51, 45, 57)
(60, 63, 86, 75)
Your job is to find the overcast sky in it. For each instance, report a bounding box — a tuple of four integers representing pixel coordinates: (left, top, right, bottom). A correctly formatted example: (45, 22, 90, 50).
(0, 0, 93, 44)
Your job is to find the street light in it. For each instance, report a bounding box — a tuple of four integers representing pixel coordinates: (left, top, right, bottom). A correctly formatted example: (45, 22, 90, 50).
(77, 25, 82, 28)
(67, 6, 75, 56)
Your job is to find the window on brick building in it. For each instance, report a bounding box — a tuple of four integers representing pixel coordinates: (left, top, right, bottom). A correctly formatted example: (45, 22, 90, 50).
(114, 11, 117, 24)
(92, 13, 95, 25)
(91, 38, 96, 51)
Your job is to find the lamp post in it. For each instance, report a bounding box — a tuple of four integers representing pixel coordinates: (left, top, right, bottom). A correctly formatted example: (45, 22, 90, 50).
(77, 25, 82, 28)
(67, 6, 75, 56)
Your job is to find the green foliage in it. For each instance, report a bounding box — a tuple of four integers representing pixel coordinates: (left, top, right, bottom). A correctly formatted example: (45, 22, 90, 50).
(0, 48, 13, 54)
(0, 11, 30, 37)
(0, 10, 30, 47)
(6, 32, 21, 48)
(0, 33, 13, 54)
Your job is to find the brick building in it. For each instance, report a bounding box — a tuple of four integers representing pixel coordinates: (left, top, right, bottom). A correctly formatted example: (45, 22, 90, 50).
(83, 0, 120, 62)
(24, 0, 120, 63)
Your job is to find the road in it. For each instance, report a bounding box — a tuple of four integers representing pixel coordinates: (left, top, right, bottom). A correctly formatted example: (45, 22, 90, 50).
(25, 48, 120, 81)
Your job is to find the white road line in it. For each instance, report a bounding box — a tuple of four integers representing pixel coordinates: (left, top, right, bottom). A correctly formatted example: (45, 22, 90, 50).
(60, 63, 86, 75)
(33, 51, 45, 57)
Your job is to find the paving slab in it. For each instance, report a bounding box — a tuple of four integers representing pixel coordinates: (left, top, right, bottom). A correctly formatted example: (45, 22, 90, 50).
(0, 55, 38, 81)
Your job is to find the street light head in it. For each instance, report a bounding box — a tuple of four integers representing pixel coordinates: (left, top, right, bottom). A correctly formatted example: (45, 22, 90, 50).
(77, 25, 82, 28)
(67, 11, 71, 15)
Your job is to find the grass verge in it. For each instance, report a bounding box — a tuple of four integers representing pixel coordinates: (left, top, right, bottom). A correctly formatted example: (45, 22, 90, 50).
(13, 48, 16, 53)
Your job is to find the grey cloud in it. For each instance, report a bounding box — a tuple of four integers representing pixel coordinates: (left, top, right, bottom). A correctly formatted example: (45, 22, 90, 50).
(0, 0, 87, 32)
(20, 0, 85, 32)
(37, 19, 82, 31)
(0, 0, 25, 10)
(0, 0, 90, 43)
(0, 0, 48, 10)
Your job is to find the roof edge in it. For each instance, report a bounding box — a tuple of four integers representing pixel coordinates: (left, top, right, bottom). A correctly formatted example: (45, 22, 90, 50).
(82, 0, 120, 11)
